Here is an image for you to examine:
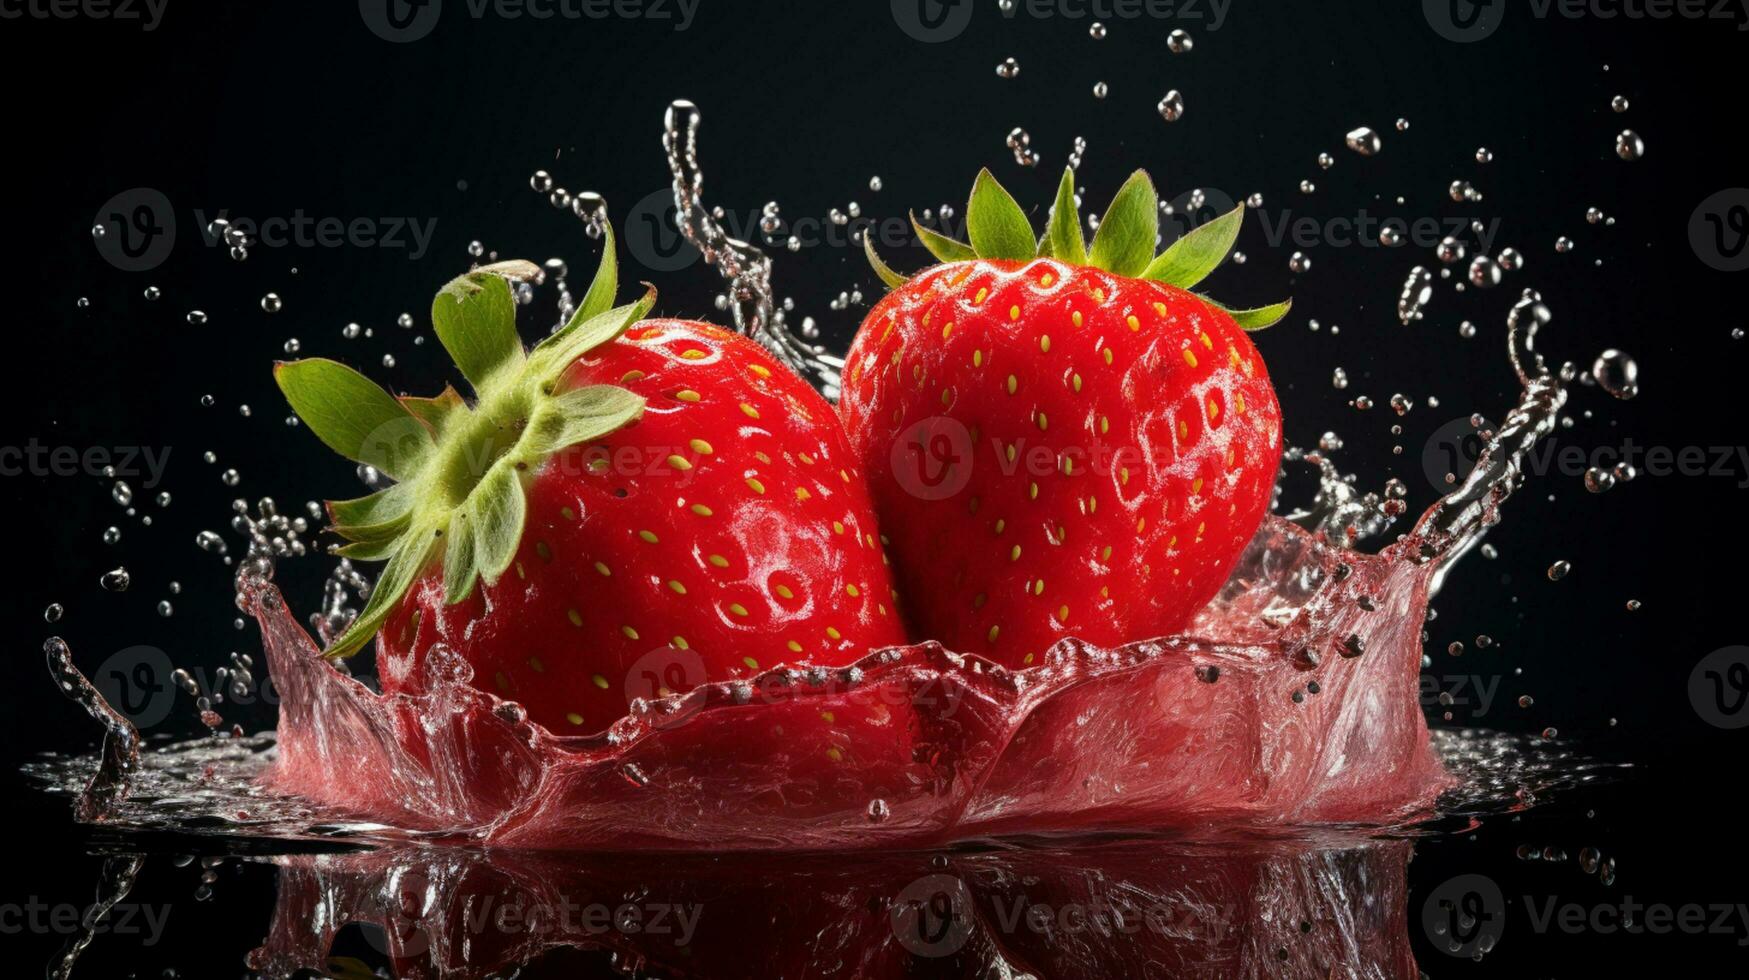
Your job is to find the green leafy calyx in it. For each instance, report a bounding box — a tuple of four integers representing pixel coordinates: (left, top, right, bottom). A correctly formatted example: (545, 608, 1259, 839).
(274, 225, 653, 659)
(872, 167, 1291, 331)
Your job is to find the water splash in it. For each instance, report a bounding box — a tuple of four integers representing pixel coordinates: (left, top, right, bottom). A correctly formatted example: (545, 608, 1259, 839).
(661, 100, 844, 398)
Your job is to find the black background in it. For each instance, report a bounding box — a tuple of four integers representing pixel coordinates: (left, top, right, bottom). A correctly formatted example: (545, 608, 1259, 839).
(2, 0, 1746, 975)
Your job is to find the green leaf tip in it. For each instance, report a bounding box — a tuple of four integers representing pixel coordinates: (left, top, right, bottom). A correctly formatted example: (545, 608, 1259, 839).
(967, 168, 1038, 262)
(1145, 204, 1244, 289)
(1087, 170, 1158, 277)
(281, 224, 655, 661)
(863, 230, 909, 291)
(1205, 297, 1293, 332)
(1041, 167, 1086, 264)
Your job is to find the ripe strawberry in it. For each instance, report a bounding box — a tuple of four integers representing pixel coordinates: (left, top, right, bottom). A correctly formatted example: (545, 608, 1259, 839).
(843, 169, 1290, 669)
(274, 231, 909, 744)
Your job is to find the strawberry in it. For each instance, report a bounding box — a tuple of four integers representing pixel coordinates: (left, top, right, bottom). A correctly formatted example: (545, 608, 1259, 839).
(274, 228, 909, 742)
(843, 168, 1291, 669)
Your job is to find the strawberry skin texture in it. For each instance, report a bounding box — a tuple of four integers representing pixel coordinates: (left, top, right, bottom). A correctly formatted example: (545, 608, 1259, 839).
(840, 259, 1282, 668)
(376, 320, 909, 735)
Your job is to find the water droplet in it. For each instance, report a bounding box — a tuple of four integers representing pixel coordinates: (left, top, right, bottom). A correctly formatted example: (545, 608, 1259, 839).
(530, 170, 553, 192)
(1289, 252, 1311, 274)
(1555, 236, 1575, 253)
(1092, 81, 1109, 99)
(100, 567, 131, 592)
(102, 526, 121, 545)
(260, 293, 283, 314)
(1345, 126, 1381, 156)
(1157, 90, 1185, 122)
(1088, 21, 1106, 39)
(1611, 95, 1630, 113)
(1592, 349, 1639, 400)
(996, 57, 1020, 79)
(1584, 467, 1616, 493)
(44, 603, 64, 623)
(111, 481, 134, 506)
(1468, 255, 1501, 288)
(1614, 130, 1644, 161)
(1475, 147, 1493, 164)
(1167, 29, 1193, 53)
(1398, 266, 1434, 324)
(1547, 560, 1571, 581)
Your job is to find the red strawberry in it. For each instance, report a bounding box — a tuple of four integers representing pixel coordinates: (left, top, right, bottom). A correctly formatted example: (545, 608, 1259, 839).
(842, 169, 1290, 669)
(274, 231, 909, 746)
